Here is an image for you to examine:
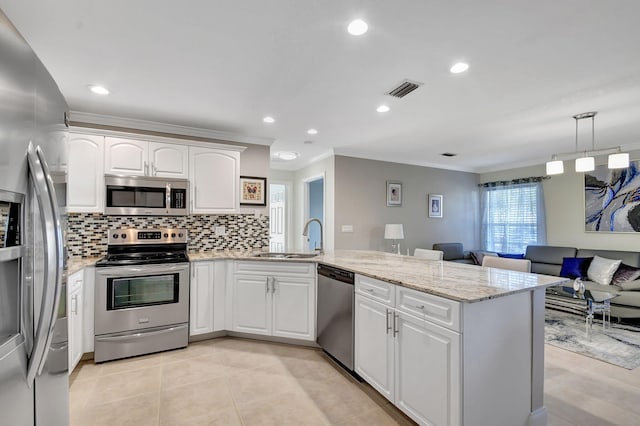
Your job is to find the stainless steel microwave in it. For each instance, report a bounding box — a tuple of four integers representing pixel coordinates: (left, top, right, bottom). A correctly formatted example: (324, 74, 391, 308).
(104, 175, 189, 216)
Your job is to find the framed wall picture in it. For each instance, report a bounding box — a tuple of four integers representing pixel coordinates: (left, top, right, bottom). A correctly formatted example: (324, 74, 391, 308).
(240, 176, 267, 206)
(386, 181, 402, 207)
(429, 194, 443, 218)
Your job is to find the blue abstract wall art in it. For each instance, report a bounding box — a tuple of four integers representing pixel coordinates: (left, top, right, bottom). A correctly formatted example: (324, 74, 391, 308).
(585, 160, 640, 232)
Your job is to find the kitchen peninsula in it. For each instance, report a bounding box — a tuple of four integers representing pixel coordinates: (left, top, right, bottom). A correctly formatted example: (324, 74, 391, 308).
(70, 249, 565, 426)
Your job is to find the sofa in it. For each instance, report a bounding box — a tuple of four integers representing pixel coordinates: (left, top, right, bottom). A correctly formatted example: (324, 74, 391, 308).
(432, 243, 474, 264)
(525, 245, 640, 319)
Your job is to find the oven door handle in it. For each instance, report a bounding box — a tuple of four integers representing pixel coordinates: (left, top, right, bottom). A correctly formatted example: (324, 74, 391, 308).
(96, 264, 189, 276)
(95, 324, 188, 342)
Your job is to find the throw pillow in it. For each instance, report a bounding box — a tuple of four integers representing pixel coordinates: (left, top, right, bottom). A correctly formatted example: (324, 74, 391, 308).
(619, 279, 640, 291)
(587, 255, 622, 286)
(497, 253, 525, 259)
(559, 257, 593, 280)
(612, 263, 640, 285)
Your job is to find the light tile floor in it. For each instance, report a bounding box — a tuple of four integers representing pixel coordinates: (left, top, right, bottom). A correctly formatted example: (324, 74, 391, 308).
(69, 337, 415, 425)
(70, 338, 640, 426)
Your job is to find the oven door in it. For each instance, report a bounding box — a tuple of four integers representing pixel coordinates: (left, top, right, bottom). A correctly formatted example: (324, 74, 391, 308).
(95, 263, 189, 335)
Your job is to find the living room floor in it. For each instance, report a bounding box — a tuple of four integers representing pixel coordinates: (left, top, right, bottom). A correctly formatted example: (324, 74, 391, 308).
(69, 338, 640, 425)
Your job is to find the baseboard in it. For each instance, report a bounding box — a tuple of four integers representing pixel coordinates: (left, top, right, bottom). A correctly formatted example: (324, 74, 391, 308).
(528, 406, 548, 426)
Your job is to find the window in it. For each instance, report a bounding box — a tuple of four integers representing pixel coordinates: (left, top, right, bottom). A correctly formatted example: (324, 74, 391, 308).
(481, 181, 546, 253)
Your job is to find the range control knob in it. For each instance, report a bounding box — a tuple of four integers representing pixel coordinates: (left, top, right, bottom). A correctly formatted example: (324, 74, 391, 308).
(171, 233, 176, 238)
(112, 234, 118, 239)
(178, 233, 184, 238)
(164, 233, 169, 238)
(121, 233, 127, 239)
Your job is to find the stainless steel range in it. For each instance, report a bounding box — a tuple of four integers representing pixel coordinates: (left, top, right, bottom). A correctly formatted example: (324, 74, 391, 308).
(94, 228, 189, 363)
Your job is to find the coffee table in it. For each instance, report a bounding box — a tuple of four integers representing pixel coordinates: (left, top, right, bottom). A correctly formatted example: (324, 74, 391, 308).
(546, 285, 619, 339)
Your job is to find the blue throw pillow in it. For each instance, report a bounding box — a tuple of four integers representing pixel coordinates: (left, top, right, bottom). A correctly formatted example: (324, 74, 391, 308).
(559, 257, 593, 279)
(497, 253, 525, 259)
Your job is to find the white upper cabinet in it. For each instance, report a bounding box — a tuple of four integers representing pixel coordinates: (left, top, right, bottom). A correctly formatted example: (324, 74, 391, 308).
(148, 142, 188, 178)
(67, 133, 104, 212)
(105, 137, 189, 178)
(189, 146, 240, 213)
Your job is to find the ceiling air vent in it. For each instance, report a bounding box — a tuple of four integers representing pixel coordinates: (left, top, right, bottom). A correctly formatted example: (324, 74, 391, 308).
(386, 79, 423, 98)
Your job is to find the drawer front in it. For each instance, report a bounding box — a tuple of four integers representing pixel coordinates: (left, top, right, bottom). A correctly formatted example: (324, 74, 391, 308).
(234, 261, 315, 277)
(68, 270, 84, 293)
(396, 286, 460, 332)
(355, 275, 395, 306)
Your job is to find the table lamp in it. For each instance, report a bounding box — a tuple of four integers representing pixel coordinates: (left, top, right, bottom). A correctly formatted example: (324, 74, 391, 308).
(384, 224, 404, 254)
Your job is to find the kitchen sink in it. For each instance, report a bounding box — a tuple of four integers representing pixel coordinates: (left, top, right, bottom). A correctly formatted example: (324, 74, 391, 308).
(252, 252, 319, 259)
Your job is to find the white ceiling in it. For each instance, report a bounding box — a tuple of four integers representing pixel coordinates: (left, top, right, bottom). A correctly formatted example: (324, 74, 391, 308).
(3, 0, 640, 173)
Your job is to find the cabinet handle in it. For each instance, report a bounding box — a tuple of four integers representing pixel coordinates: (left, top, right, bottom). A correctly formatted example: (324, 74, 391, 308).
(152, 162, 157, 176)
(415, 305, 425, 310)
(386, 309, 391, 334)
(71, 295, 77, 314)
(266, 277, 269, 294)
(393, 312, 399, 337)
(272, 277, 276, 294)
(364, 288, 374, 293)
(144, 161, 148, 176)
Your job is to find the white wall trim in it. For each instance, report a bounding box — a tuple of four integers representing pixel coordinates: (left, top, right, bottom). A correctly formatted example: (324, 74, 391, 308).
(69, 125, 247, 152)
(70, 111, 273, 146)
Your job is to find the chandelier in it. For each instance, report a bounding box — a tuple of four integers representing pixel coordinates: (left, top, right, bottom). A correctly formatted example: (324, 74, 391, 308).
(545, 112, 629, 175)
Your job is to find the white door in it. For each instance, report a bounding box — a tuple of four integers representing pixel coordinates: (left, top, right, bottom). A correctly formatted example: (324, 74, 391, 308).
(354, 294, 395, 402)
(189, 147, 239, 213)
(104, 137, 147, 176)
(232, 274, 271, 335)
(189, 261, 214, 336)
(149, 142, 188, 178)
(271, 276, 315, 341)
(395, 311, 461, 426)
(67, 271, 84, 374)
(67, 133, 104, 212)
(269, 184, 286, 252)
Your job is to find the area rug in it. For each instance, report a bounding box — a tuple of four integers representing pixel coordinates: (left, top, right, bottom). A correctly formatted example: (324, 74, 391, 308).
(545, 309, 640, 369)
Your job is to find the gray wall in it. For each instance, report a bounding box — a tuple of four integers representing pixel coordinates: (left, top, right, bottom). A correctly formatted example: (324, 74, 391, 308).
(334, 155, 480, 253)
(480, 152, 640, 251)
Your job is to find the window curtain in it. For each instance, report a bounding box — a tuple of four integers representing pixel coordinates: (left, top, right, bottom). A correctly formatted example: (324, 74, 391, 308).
(480, 178, 547, 253)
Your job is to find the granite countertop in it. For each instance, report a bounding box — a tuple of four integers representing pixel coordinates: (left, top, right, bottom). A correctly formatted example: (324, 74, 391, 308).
(67, 249, 567, 303)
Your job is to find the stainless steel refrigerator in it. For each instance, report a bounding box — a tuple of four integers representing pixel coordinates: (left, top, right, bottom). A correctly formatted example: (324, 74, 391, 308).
(0, 7, 70, 425)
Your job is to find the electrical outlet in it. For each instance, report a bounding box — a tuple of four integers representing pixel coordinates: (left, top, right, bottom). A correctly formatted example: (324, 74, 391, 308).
(215, 225, 226, 236)
(341, 225, 354, 233)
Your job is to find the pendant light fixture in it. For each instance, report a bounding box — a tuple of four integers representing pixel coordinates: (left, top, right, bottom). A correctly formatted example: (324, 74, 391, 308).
(545, 111, 630, 175)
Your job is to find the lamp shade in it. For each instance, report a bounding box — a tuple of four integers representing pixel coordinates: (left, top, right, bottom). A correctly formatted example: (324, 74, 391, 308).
(546, 160, 564, 175)
(575, 156, 595, 172)
(384, 224, 404, 240)
(608, 152, 629, 169)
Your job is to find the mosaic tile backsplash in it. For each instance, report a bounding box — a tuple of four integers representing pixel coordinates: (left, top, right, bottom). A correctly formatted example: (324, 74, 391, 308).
(66, 213, 270, 258)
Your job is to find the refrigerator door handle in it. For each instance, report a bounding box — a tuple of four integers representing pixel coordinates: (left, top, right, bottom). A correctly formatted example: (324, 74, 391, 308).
(25, 143, 64, 385)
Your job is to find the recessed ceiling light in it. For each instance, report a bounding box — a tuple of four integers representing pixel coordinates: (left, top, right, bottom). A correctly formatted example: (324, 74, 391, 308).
(263, 116, 275, 124)
(376, 105, 390, 113)
(89, 85, 109, 95)
(274, 151, 298, 161)
(307, 128, 318, 135)
(450, 62, 469, 74)
(347, 19, 368, 36)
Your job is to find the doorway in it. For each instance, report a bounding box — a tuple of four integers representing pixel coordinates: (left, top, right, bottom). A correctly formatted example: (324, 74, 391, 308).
(269, 183, 287, 252)
(305, 176, 324, 251)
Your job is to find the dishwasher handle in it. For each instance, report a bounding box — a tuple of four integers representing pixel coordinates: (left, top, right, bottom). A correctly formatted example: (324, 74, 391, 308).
(317, 264, 354, 285)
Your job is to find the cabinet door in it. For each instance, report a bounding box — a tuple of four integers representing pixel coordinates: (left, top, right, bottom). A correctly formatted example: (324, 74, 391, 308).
(67, 133, 104, 212)
(149, 142, 188, 178)
(189, 147, 239, 213)
(82, 267, 95, 354)
(395, 311, 461, 426)
(67, 271, 84, 374)
(189, 262, 215, 336)
(104, 137, 147, 176)
(271, 276, 315, 341)
(231, 274, 271, 335)
(354, 294, 395, 402)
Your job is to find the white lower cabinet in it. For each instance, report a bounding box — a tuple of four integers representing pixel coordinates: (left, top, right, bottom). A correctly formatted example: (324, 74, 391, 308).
(68, 270, 84, 374)
(355, 276, 461, 426)
(189, 261, 226, 336)
(229, 261, 316, 341)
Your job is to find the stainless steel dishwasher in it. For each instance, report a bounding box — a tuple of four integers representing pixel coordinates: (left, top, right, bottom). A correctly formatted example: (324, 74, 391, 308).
(317, 264, 355, 371)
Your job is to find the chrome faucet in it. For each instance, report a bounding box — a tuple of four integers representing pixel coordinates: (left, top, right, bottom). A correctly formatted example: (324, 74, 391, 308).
(302, 218, 323, 253)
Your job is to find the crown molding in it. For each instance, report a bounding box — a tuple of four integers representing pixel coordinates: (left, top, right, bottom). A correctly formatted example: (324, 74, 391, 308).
(70, 111, 274, 146)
